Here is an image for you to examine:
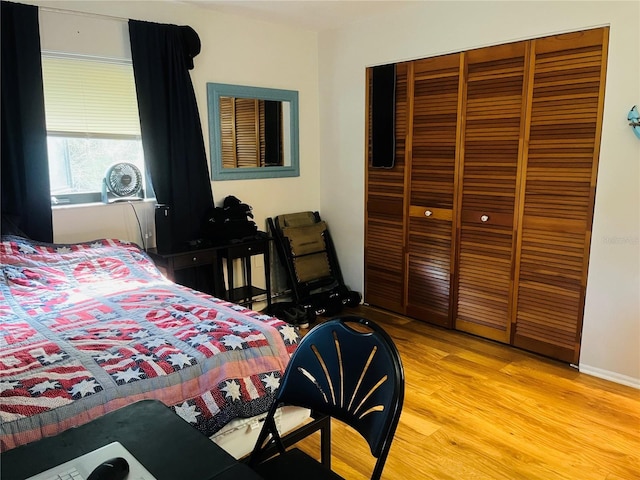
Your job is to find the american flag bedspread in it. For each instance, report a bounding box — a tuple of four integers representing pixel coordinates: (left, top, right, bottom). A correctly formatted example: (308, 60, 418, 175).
(0, 235, 298, 451)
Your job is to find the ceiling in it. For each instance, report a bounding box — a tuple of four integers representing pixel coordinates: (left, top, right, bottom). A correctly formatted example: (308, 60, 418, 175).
(181, 0, 412, 32)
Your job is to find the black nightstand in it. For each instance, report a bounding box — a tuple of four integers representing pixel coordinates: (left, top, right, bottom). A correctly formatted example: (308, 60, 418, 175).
(219, 237, 272, 310)
(147, 237, 272, 310)
(146, 246, 225, 298)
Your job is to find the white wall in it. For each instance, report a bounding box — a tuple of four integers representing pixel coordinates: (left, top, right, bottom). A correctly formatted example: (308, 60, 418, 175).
(317, 1, 640, 386)
(27, 0, 321, 245)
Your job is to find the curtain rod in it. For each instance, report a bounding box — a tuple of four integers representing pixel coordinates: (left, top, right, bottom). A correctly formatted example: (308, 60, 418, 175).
(39, 5, 129, 23)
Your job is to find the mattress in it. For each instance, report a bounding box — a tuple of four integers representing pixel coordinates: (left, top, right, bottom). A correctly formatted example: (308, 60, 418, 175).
(211, 405, 311, 459)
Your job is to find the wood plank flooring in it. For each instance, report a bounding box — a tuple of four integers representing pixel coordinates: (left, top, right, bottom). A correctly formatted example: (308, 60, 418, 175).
(296, 305, 640, 479)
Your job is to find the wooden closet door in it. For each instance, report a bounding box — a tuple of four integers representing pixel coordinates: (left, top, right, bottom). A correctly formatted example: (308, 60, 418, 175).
(364, 63, 409, 313)
(512, 28, 609, 363)
(454, 42, 529, 343)
(405, 54, 462, 327)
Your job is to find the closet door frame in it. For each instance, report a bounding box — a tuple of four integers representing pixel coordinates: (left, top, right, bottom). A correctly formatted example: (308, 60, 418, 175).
(364, 27, 608, 364)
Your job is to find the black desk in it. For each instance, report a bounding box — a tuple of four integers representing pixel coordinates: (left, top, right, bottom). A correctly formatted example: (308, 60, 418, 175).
(1, 400, 263, 480)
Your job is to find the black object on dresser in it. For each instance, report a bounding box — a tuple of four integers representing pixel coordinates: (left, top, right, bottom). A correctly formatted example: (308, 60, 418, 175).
(154, 204, 173, 254)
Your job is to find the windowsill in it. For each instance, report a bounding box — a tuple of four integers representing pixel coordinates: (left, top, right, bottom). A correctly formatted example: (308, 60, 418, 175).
(52, 198, 157, 210)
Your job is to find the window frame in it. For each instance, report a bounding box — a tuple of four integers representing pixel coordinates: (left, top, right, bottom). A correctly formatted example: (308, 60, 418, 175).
(41, 52, 149, 206)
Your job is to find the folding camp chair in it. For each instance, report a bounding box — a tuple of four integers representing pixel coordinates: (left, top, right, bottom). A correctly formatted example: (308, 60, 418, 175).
(267, 211, 360, 324)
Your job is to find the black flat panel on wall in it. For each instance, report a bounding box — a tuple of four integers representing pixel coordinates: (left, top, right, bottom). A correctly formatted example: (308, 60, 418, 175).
(371, 63, 396, 168)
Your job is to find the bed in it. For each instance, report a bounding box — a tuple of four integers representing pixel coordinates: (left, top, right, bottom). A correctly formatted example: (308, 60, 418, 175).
(0, 235, 306, 455)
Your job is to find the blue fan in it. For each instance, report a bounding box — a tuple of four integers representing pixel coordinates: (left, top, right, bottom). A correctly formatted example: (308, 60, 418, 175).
(628, 106, 640, 139)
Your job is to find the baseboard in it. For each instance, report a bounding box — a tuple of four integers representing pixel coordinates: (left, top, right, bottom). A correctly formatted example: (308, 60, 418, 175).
(579, 364, 640, 389)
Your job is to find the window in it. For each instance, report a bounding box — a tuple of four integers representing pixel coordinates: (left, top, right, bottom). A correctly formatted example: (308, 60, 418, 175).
(41, 54, 147, 205)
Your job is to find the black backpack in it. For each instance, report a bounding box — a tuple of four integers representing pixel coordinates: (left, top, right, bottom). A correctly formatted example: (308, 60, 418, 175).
(202, 196, 259, 244)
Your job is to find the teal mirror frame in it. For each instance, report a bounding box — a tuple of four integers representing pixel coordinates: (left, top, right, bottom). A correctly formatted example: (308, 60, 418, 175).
(207, 83, 300, 180)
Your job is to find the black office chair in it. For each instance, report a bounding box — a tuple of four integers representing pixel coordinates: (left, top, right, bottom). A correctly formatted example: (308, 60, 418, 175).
(249, 316, 405, 480)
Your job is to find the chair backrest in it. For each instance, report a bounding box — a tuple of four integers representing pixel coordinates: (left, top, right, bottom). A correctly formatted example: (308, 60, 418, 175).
(276, 316, 404, 477)
(275, 211, 332, 283)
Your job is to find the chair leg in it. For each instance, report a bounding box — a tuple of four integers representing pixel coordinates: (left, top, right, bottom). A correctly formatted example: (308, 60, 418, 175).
(247, 412, 332, 464)
(318, 414, 331, 468)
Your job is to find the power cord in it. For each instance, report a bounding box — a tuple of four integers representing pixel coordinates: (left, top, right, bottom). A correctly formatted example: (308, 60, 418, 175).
(128, 201, 147, 251)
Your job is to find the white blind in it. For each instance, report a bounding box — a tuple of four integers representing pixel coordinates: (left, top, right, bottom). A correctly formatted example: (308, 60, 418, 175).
(42, 55, 141, 136)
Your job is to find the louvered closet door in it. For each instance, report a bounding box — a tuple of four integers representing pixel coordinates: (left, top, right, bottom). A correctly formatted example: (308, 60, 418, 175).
(406, 55, 461, 327)
(365, 63, 409, 313)
(454, 42, 528, 343)
(512, 28, 609, 363)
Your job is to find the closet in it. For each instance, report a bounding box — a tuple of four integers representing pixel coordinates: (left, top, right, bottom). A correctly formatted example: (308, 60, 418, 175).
(364, 27, 609, 363)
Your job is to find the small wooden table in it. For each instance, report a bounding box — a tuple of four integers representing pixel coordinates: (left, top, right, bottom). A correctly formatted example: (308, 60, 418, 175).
(219, 237, 272, 310)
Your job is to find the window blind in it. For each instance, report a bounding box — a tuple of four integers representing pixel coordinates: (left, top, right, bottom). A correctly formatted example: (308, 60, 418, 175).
(41, 55, 140, 136)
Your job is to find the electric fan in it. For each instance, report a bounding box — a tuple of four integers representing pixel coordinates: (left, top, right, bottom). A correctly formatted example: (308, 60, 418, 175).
(101, 162, 144, 203)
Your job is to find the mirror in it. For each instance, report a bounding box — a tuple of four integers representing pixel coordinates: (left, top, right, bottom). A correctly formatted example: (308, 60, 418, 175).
(207, 83, 299, 180)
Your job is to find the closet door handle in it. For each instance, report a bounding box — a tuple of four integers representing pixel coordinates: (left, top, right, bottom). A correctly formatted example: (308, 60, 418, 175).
(425, 210, 433, 217)
(480, 215, 489, 223)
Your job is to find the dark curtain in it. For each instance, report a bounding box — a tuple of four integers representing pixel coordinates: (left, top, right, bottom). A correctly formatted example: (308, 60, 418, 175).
(129, 20, 214, 253)
(1, 1, 53, 241)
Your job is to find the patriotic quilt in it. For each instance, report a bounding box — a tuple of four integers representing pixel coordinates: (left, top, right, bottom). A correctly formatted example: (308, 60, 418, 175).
(0, 235, 299, 451)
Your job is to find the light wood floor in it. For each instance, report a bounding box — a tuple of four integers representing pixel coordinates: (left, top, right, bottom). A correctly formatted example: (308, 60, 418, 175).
(296, 305, 640, 479)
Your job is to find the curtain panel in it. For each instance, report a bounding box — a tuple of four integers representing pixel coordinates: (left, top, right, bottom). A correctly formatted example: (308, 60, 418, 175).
(129, 20, 214, 253)
(1, 1, 53, 241)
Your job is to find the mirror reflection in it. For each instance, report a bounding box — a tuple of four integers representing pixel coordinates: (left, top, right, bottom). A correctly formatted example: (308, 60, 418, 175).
(207, 83, 299, 180)
(219, 97, 291, 168)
